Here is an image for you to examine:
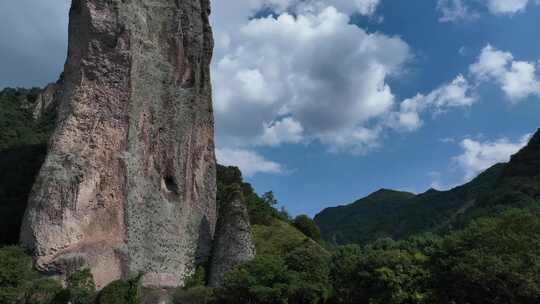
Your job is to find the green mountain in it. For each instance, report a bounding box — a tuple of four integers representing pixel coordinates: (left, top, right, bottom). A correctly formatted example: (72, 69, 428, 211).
(315, 129, 540, 246)
(314, 189, 415, 245)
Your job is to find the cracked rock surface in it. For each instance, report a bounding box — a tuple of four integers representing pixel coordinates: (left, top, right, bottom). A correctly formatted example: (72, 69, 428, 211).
(209, 190, 256, 287)
(20, 0, 216, 289)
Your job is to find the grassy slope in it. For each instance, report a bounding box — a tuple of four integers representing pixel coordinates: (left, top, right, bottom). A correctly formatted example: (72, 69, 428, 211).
(252, 218, 324, 256)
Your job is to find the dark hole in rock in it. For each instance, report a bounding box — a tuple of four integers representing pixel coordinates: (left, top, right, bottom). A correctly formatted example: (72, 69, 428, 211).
(163, 176, 179, 194)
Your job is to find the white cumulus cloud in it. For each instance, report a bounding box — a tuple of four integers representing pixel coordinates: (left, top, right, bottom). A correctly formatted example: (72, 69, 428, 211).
(437, 0, 479, 22)
(486, 0, 530, 14)
(436, 0, 536, 22)
(470, 45, 540, 102)
(454, 134, 531, 181)
(259, 117, 304, 146)
(212, 5, 410, 152)
(209, 0, 386, 172)
(390, 75, 477, 131)
(216, 148, 285, 177)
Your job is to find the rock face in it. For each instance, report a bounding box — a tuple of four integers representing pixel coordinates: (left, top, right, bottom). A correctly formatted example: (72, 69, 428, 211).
(208, 190, 256, 287)
(20, 0, 216, 289)
(32, 79, 63, 120)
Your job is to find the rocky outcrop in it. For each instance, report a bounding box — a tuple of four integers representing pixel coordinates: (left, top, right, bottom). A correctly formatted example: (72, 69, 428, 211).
(32, 79, 63, 120)
(20, 0, 216, 289)
(208, 189, 255, 287)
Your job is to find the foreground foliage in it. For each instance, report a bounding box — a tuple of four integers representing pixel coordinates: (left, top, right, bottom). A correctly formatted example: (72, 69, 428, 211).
(166, 207, 540, 304)
(329, 208, 540, 304)
(97, 276, 141, 304)
(0, 247, 147, 304)
(0, 246, 97, 304)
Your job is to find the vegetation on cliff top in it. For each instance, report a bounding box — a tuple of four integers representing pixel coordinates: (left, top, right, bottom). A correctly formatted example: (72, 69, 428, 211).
(0, 88, 55, 245)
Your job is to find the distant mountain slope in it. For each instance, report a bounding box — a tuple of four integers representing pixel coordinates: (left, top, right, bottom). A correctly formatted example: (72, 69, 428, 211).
(315, 189, 415, 245)
(315, 129, 540, 246)
(485, 129, 540, 205)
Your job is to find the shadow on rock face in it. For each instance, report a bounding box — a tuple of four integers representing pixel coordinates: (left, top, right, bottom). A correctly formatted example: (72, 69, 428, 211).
(195, 215, 214, 265)
(0, 144, 47, 245)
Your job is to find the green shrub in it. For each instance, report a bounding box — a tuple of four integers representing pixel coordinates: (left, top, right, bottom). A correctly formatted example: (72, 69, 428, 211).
(64, 269, 96, 304)
(184, 266, 207, 289)
(292, 215, 322, 242)
(221, 255, 291, 304)
(0, 246, 38, 303)
(285, 241, 332, 304)
(24, 278, 63, 304)
(173, 286, 216, 304)
(97, 276, 141, 304)
(431, 209, 540, 304)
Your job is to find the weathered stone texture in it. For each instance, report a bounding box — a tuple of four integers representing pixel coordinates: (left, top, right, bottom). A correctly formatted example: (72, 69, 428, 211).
(32, 79, 63, 120)
(20, 0, 216, 289)
(208, 191, 256, 287)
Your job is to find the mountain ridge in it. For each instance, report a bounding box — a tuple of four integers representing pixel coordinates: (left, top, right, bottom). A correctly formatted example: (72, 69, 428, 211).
(315, 130, 540, 246)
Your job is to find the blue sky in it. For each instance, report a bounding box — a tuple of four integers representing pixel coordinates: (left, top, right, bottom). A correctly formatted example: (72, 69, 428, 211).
(1, 0, 539, 216)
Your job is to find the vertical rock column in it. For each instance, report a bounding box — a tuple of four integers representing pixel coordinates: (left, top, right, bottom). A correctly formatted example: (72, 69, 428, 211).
(209, 190, 256, 287)
(20, 0, 216, 289)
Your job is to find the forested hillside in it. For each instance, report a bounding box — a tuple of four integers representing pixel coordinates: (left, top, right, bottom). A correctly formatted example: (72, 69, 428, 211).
(315, 131, 540, 246)
(0, 88, 55, 244)
(2, 86, 540, 303)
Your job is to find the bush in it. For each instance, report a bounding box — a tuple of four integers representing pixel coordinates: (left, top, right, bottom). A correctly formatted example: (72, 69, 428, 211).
(221, 255, 291, 304)
(0, 246, 38, 303)
(329, 239, 435, 304)
(219, 242, 331, 304)
(431, 209, 540, 304)
(184, 266, 207, 289)
(24, 278, 63, 304)
(63, 269, 96, 304)
(97, 276, 141, 304)
(285, 241, 332, 304)
(173, 286, 216, 304)
(292, 215, 322, 242)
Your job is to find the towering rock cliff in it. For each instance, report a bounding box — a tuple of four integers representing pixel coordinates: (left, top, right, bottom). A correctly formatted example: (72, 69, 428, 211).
(20, 0, 216, 289)
(208, 189, 255, 287)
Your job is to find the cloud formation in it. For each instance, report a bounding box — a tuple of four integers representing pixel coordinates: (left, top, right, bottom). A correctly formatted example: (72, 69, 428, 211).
(392, 44, 540, 134)
(259, 118, 304, 146)
(470, 45, 540, 101)
(390, 75, 477, 131)
(454, 134, 531, 181)
(437, 0, 479, 22)
(216, 148, 285, 177)
(436, 0, 536, 22)
(212, 0, 538, 175)
(212, 4, 410, 154)
(486, 0, 530, 14)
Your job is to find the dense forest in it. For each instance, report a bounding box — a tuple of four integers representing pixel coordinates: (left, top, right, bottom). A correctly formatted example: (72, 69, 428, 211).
(1, 87, 540, 304)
